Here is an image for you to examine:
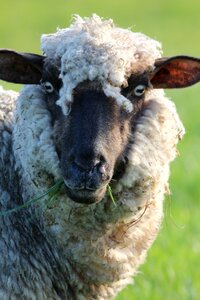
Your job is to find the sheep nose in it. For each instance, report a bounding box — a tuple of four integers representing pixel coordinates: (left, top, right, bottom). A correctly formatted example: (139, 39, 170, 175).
(74, 156, 101, 172)
(71, 151, 108, 181)
(62, 149, 111, 196)
(63, 150, 112, 203)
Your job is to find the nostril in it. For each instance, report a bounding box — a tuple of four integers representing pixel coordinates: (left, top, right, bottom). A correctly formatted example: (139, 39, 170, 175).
(71, 151, 107, 173)
(99, 155, 106, 164)
(71, 150, 106, 171)
(73, 159, 88, 171)
(73, 157, 101, 172)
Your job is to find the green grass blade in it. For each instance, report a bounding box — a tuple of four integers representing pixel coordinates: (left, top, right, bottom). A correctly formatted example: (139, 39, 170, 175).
(0, 180, 64, 216)
(108, 184, 116, 207)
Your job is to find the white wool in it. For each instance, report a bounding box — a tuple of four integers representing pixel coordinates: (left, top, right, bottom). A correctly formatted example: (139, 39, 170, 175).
(9, 84, 184, 300)
(13, 86, 61, 197)
(41, 14, 162, 114)
(0, 86, 18, 123)
(103, 83, 133, 112)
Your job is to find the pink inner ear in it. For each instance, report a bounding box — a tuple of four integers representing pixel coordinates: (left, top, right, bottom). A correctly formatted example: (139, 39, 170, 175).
(150, 56, 200, 89)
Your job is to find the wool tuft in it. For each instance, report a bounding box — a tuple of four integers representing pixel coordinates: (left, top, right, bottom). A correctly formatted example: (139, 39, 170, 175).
(41, 14, 162, 114)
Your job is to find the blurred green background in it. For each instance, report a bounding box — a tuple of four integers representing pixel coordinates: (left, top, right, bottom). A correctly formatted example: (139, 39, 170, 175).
(0, 0, 200, 299)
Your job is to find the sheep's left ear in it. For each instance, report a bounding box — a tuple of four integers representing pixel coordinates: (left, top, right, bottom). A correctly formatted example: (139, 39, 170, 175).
(0, 49, 45, 84)
(150, 56, 200, 88)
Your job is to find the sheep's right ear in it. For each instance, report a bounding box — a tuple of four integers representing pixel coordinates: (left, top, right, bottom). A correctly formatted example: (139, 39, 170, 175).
(0, 49, 45, 84)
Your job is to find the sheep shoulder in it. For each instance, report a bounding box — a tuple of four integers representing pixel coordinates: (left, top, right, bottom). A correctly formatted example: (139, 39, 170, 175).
(0, 86, 74, 300)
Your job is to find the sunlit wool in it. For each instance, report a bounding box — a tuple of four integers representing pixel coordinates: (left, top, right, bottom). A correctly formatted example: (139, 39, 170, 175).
(41, 14, 162, 114)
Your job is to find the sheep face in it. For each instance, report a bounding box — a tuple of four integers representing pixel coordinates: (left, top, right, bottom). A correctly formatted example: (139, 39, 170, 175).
(49, 81, 144, 204)
(40, 60, 146, 204)
(57, 90, 127, 203)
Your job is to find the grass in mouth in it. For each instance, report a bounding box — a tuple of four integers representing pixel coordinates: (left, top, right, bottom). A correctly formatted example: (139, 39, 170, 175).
(107, 184, 116, 207)
(0, 180, 64, 216)
(0, 181, 116, 216)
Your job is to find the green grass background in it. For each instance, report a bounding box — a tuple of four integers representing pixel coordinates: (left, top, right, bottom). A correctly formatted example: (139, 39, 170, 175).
(0, 1, 200, 299)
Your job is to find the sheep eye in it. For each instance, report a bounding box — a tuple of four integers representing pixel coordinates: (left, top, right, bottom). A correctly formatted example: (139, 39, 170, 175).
(42, 81, 54, 93)
(133, 85, 146, 97)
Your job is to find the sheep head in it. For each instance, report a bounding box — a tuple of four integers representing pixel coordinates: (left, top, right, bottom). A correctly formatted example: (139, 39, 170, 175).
(0, 19, 200, 205)
(0, 50, 199, 204)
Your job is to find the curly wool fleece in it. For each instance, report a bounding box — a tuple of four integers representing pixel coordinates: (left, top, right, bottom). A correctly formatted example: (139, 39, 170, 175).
(13, 90, 185, 300)
(41, 14, 162, 114)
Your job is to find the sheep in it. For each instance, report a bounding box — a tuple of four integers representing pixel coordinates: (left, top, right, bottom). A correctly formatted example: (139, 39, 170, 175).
(0, 14, 200, 300)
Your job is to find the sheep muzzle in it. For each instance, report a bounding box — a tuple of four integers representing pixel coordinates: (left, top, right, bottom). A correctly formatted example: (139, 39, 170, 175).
(54, 88, 132, 204)
(63, 153, 111, 204)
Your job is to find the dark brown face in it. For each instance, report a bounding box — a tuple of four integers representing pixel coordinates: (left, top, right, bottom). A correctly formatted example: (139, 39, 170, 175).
(43, 76, 146, 204)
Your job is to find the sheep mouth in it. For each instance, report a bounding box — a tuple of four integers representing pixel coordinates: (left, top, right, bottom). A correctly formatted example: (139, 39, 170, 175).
(65, 186, 107, 204)
(64, 180, 108, 204)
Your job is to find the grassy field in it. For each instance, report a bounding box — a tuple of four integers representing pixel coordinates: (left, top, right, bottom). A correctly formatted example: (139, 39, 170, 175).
(1, 1, 200, 299)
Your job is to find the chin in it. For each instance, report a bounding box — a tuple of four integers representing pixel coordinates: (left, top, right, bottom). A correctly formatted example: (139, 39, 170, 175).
(65, 186, 107, 204)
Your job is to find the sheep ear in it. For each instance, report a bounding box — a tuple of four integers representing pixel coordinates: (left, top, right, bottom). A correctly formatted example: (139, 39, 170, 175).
(0, 49, 45, 84)
(150, 56, 200, 88)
